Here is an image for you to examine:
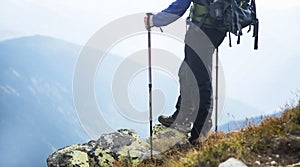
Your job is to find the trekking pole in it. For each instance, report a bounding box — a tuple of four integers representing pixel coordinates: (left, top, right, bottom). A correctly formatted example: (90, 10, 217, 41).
(146, 12, 153, 159)
(215, 48, 219, 132)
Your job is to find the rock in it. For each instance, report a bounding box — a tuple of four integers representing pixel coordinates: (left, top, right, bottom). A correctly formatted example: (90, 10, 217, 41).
(47, 129, 158, 167)
(150, 124, 189, 152)
(88, 147, 116, 166)
(97, 129, 149, 153)
(47, 126, 189, 166)
(270, 160, 277, 166)
(218, 158, 248, 167)
(47, 144, 94, 167)
(254, 160, 261, 166)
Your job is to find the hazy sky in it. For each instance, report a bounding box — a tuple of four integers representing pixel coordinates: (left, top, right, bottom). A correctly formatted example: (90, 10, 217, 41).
(1, 0, 300, 121)
(0, 0, 171, 44)
(1, 0, 299, 44)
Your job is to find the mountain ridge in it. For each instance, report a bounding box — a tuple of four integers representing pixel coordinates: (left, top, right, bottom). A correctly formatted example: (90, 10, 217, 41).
(0, 34, 87, 167)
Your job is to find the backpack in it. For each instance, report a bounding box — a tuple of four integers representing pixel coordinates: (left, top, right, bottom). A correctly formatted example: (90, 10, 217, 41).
(189, 0, 259, 49)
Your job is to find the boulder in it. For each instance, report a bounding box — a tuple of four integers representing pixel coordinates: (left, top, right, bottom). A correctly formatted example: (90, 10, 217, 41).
(47, 129, 158, 167)
(47, 126, 188, 166)
(47, 144, 96, 167)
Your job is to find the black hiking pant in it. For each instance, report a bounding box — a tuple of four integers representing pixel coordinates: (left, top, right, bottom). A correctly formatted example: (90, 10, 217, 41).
(172, 23, 226, 141)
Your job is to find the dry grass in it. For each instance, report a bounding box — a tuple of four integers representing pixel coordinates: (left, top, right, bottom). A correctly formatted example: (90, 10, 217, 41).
(137, 102, 300, 167)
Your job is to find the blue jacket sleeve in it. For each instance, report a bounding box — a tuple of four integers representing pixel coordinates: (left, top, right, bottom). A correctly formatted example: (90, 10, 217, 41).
(152, 0, 192, 27)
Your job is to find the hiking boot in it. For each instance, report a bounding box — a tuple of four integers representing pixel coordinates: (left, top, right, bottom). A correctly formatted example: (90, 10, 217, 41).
(159, 115, 193, 133)
(158, 115, 175, 127)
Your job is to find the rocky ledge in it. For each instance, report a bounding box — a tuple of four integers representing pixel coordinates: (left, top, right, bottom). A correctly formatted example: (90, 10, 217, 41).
(47, 125, 188, 167)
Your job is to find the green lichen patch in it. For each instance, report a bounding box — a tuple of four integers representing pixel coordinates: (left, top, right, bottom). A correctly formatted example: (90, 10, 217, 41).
(89, 147, 115, 166)
(66, 150, 89, 167)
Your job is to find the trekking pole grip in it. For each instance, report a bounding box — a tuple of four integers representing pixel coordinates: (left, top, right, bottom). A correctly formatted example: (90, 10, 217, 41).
(146, 13, 153, 31)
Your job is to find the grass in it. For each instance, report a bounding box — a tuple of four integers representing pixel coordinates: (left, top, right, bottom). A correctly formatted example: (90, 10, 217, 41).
(136, 101, 300, 167)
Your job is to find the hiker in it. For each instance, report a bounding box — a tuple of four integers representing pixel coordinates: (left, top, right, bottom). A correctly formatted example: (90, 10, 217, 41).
(144, 0, 227, 144)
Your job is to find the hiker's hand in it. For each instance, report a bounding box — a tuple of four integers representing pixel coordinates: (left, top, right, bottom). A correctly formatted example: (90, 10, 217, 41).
(144, 15, 154, 29)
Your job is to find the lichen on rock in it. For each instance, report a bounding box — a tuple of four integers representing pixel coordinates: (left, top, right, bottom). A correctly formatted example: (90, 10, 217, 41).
(88, 147, 115, 166)
(150, 124, 188, 152)
(47, 128, 166, 167)
(67, 150, 89, 167)
(96, 129, 142, 153)
(47, 144, 91, 167)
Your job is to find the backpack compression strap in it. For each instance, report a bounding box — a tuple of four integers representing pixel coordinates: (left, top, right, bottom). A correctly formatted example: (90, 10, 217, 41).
(251, 0, 259, 50)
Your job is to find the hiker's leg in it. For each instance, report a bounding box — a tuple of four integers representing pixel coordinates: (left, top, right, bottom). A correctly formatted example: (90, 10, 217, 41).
(171, 95, 181, 119)
(184, 43, 214, 141)
(175, 56, 201, 124)
(187, 26, 226, 142)
(189, 81, 213, 141)
(173, 23, 213, 126)
(182, 24, 215, 141)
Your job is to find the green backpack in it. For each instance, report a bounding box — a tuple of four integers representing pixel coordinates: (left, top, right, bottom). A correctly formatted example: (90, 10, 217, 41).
(189, 0, 259, 49)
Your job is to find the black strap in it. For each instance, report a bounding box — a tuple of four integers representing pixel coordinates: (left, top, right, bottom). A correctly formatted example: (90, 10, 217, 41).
(251, 0, 259, 50)
(228, 32, 232, 47)
(235, 10, 242, 45)
(247, 25, 252, 33)
(237, 33, 241, 44)
(254, 19, 259, 50)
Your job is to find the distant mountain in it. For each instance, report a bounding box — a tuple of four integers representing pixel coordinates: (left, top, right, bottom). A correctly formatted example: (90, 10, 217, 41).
(0, 35, 88, 167)
(0, 28, 26, 41)
(218, 98, 265, 125)
(219, 111, 282, 132)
